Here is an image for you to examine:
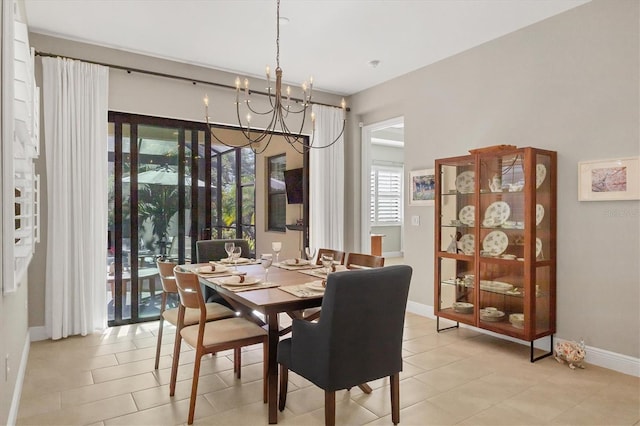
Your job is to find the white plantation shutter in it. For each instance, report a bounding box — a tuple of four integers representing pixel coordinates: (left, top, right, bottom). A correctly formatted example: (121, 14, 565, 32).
(370, 165, 403, 225)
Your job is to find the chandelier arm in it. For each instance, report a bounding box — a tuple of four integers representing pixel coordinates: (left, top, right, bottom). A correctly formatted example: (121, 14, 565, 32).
(235, 98, 278, 144)
(207, 126, 255, 149)
(244, 99, 277, 116)
(306, 119, 346, 150)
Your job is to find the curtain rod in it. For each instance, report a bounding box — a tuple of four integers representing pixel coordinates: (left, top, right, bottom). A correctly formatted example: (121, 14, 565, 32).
(35, 50, 350, 111)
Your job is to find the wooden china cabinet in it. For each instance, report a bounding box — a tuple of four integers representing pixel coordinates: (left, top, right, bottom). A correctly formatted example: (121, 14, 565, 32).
(434, 146, 557, 361)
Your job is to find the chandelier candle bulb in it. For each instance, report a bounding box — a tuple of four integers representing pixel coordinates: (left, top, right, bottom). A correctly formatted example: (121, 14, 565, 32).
(266, 65, 270, 77)
(235, 77, 241, 89)
(204, 95, 209, 107)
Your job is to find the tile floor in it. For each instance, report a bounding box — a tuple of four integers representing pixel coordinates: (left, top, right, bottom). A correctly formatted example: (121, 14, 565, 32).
(17, 313, 640, 425)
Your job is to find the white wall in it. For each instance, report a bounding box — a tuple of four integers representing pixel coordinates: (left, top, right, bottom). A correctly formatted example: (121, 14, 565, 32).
(347, 0, 639, 358)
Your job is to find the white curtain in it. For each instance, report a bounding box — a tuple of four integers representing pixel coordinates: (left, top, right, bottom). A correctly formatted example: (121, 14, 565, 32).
(42, 57, 109, 339)
(309, 104, 345, 251)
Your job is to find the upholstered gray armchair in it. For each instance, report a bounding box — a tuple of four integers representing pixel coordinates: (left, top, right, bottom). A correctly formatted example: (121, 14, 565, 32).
(195, 238, 250, 263)
(277, 264, 412, 426)
(195, 238, 251, 308)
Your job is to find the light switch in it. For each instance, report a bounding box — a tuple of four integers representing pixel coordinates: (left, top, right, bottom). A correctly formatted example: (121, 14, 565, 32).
(411, 215, 420, 226)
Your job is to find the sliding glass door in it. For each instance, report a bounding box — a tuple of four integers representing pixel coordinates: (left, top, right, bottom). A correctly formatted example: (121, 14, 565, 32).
(107, 113, 255, 326)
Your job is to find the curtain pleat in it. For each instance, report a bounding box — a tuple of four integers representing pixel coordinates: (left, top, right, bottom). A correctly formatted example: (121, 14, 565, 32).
(309, 105, 345, 251)
(42, 58, 109, 339)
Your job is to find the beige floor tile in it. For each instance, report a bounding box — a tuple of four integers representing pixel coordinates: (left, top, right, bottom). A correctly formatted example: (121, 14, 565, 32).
(365, 400, 459, 425)
(459, 403, 552, 425)
(426, 381, 498, 422)
(155, 355, 235, 385)
(18, 394, 137, 425)
(193, 400, 297, 425)
(21, 369, 94, 399)
(60, 372, 159, 407)
(413, 357, 495, 392)
(92, 355, 173, 383)
(26, 352, 119, 372)
(217, 361, 265, 387)
(203, 379, 266, 413)
(17, 391, 61, 419)
(114, 342, 173, 364)
(133, 373, 228, 410)
(352, 377, 440, 417)
(276, 383, 326, 415)
(501, 383, 592, 422)
(404, 347, 466, 371)
(104, 395, 215, 425)
(403, 331, 459, 353)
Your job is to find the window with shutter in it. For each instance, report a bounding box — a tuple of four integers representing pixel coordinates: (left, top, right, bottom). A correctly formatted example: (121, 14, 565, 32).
(370, 165, 403, 226)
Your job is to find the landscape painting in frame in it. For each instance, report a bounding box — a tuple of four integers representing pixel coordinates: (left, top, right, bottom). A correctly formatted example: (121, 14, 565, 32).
(578, 157, 640, 201)
(409, 169, 435, 206)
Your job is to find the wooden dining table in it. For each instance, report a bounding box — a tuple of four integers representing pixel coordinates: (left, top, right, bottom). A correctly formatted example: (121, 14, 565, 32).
(186, 262, 324, 424)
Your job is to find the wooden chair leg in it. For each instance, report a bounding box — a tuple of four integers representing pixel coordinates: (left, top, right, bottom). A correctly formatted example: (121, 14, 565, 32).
(357, 383, 373, 394)
(390, 373, 400, 425)
(187, 349, 203, 425)
(325, 390, 336, 426)
(169, 326, 182, 396)
(278, 364, 288, 411)
(154, 293, 167, 370)
(263, 342, 268, 403)
(234, 347, 241, 379)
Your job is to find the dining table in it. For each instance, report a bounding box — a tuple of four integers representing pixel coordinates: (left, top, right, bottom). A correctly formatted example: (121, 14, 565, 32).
(183, 260, 327, 424)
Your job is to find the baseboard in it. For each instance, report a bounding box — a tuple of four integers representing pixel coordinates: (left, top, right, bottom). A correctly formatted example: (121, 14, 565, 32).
(7, 330, 30, 426)
(29, 326, 47, 342)
(406, 302, 640, 377)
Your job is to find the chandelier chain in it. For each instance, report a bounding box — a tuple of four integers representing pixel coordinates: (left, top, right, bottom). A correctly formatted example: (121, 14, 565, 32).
(276, 0, 280, 69)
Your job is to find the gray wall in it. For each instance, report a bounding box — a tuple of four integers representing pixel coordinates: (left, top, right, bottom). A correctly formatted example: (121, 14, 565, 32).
(347, 0, 639, 358)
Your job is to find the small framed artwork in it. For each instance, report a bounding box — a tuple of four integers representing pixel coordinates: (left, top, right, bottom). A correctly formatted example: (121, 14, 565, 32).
(409, 169, 435, 206)
(578, 157, 640, 201)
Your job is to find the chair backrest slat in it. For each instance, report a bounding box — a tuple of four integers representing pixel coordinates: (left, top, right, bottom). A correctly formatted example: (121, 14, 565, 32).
(345, 252, 384, 269)
(157, 260, 178, 293)
(315, 248, 345, 265)
(173, 267, 204, 311)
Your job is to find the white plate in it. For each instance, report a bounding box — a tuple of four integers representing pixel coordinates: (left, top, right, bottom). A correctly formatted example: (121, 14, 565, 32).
(482, 230, 509, 256)
(283, 258, 311, 266)
(305, 281, 326, 291)
(536, 204, 544, 226)
(536, 238, 542, 258)
(452, 302, 474, 313)
(455, 171, 475, 193)
(220, 257, 251, 264)
(480, 280, 514, 292)
(220, 276, 261, 286)
(459, 205, 475, 226)
(197, 264, 229, 274)
(458, 234, 475, 255)
(480, 308, 506, 322)
(536, 164, 547, 188)
(483, 201, 510, 227)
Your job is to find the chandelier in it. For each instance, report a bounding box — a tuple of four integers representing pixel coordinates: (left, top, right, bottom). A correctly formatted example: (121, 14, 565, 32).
(204, 0, 346, 154)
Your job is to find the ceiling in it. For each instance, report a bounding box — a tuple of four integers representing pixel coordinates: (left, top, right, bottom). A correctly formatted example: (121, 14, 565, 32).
(23, 0, 590, 96)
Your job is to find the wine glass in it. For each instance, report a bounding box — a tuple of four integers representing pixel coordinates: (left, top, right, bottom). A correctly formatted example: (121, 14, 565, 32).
(232, 246, 242, 270)
(261, 254, 273, 283)
(305, 247, 316, 262)
(271, 242, 282, 264)
(321, 254, 334, 275)
(224, 241, 235, 262)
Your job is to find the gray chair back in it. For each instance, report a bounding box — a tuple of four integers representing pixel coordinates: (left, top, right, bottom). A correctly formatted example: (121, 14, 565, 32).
(285, 265, 412, 391)
(195, 239, 250, 263)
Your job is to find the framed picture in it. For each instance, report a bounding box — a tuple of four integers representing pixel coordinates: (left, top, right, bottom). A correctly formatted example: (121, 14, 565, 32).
(409, 169, 435, 206)
(578, 157, 640, 201)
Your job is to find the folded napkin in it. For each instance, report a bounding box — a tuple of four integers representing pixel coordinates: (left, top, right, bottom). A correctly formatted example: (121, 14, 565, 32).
(222, 275, 247, 284)
(208, 277, 280, 293)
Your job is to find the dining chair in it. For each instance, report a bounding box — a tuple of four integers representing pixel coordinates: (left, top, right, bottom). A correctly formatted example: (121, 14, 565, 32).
(314, 248, 345, 265)
(154, 260, 236, 370)
(171, 267, 268, 424)
(345, 252, 385, 269)
(195, 238, 250, 307)
(195, 238, 250, 263)
(277, 265, 412, 426)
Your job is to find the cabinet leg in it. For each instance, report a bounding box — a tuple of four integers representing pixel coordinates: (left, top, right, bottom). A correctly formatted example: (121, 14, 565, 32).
(436, 316, 459, 332)
(531, 335, 554, 363)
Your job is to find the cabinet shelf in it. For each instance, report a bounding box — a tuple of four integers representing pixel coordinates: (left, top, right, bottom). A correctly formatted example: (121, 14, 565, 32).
(434, 146, 556, 362)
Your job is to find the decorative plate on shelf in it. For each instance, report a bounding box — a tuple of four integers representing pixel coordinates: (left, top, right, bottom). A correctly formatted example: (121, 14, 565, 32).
(458, 205, 475, 226)
(482, 230, 509, 256)
(458, 234, 475, 255)
(536, 238, 543, 258)
(536, 163, 547, 188)
(480, 280, 514, 292)
(536, 204, 544, 226)
(480, 308, 506, 322)
(455, 171, 475, 193)
(452, 302, 474, 314)
(483, 201, 510, 227)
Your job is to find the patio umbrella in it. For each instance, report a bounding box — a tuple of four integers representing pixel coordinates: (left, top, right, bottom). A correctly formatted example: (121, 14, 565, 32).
(122, 164, 207, 187)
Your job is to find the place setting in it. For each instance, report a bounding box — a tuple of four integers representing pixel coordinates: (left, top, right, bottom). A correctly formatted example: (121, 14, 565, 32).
(279, 279, 327, 298)
(210, 254, 280, 292)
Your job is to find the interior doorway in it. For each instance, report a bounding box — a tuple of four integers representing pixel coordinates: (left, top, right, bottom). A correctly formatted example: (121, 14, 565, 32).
(360, 117, 405, 257)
